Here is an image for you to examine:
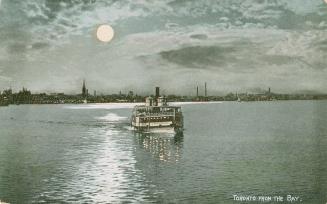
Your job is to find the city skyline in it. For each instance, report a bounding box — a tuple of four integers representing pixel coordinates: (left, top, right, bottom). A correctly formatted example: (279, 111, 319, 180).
(0, 78, 326, 96)
(0, 0, 327, 94)
(2, 80, 326, 106)
(1, 79, 325, 98)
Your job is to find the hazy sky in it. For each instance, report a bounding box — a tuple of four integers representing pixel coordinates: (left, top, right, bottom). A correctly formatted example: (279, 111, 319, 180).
(0, 0, 326, 95)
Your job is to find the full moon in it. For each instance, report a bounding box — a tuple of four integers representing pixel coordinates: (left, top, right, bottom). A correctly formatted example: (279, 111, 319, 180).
(96, 24, 114, 43)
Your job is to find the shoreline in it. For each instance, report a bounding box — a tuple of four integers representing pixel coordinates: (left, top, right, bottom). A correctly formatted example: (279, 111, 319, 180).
(1, 99, 326, 108)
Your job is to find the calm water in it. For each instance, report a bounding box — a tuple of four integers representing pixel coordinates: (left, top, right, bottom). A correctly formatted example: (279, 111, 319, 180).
(0, 101, 326, 204)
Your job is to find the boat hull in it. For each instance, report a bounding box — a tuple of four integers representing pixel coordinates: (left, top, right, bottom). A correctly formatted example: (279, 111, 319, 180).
(132, 126, 183, 134)
(131, 120, 183, 133)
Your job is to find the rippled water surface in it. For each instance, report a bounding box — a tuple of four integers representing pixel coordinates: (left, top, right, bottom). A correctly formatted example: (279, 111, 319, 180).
(0, 101, 326, 203)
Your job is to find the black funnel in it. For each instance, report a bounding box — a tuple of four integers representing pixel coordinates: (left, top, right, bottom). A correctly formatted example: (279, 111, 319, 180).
(155, 87, 160, 98)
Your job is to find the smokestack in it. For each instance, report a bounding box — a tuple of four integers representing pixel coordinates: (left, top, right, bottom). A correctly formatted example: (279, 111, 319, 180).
(205, 82, 207, 97)
(196, 86, 199, 97)
(155, 87, 160, 98)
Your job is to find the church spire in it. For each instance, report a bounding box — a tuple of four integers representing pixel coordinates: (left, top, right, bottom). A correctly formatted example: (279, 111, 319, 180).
(82, 79, 87, 98)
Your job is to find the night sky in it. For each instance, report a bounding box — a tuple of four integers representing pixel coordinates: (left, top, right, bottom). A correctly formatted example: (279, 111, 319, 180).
(0, 0, 326, 95)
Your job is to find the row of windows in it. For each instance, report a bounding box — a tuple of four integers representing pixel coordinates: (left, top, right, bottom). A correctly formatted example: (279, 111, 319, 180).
(139, 116, 173, 122)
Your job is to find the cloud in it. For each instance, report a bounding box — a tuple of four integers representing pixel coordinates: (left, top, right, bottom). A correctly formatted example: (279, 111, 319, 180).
(267, 30, 327, 70)
(0, 0, 324, 51)
(160, 46, 235, 68)
(30, 42, 49, 50)
(189, 34, 208, 40)
(0, 0, 326, 94)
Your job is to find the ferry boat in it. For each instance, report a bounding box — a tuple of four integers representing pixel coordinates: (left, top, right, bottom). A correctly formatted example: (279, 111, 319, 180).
(131, 87, 183, 133)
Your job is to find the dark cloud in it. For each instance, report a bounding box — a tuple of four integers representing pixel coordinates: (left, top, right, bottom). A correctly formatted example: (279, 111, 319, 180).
(32, 42, 49, 50)
(263, 55, 296, 66)
(189, 34, 208, 40)
(160, 46, 235, 68)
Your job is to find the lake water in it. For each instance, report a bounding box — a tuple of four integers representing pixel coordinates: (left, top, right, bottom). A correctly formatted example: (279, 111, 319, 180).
(0, 101, 326, 204)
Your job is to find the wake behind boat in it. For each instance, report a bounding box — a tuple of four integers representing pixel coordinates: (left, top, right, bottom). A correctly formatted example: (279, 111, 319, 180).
(131, 87, 183, 133)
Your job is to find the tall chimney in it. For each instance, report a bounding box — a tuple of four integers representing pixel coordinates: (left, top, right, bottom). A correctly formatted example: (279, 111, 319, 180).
(196, 86, 199, 97)
(155, 87, 160, 98)
(205, 82, 207, 97)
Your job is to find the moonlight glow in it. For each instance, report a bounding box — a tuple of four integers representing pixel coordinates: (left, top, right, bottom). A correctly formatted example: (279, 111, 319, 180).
(96, 24, 114, 43)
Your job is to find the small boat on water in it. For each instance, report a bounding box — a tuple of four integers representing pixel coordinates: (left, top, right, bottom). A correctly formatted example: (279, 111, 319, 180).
(131, 87, 183, 133)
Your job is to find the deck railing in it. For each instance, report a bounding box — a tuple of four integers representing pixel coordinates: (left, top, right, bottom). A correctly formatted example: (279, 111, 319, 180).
(135, 111, 177, 116)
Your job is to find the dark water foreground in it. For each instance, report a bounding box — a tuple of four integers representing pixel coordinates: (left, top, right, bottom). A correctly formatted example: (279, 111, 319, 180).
(0, 101, 326, 204)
